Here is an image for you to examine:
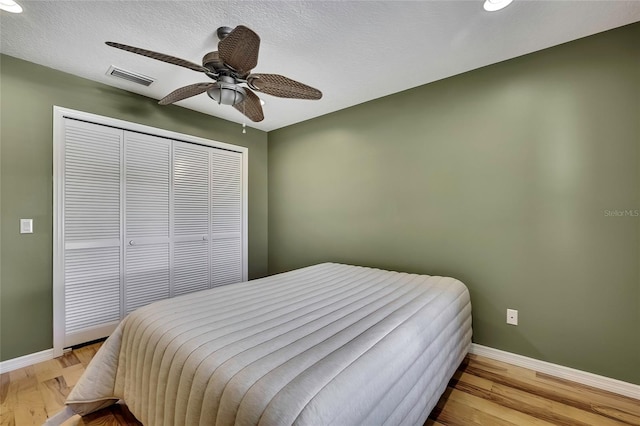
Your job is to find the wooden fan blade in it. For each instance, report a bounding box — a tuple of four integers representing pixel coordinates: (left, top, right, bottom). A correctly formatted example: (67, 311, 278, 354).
(233, 88, 264, 122)
(158, 83, 215, 105)
(202, 51, 225, 71)
(218, 26, 260, 75)
(106, 42, 209, 73)
(247, 74, 322, 100)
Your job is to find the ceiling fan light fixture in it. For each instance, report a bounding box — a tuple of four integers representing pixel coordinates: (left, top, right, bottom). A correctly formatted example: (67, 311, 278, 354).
(207, 82, 246, 106)
(0, 0, 23, 13)
(483, 0, 513, 12)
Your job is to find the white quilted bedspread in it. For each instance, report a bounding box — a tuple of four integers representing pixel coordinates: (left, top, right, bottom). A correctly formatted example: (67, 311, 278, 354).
(64, 263, 472, 426)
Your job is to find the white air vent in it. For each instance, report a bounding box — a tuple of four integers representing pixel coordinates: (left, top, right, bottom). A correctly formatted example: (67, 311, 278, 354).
(106, 65, 154, 86)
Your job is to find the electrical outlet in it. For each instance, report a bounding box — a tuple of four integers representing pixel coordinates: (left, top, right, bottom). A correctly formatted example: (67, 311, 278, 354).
(506, 309, 518, 326)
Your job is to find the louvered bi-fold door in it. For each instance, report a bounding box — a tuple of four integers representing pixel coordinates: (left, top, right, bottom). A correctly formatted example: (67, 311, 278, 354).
(58, 110, 247, 350)
(211, 149, 244, 286)
(124, 132, 171, 314)
(173, 141, 210, 296)
(63, 120, 122, 347)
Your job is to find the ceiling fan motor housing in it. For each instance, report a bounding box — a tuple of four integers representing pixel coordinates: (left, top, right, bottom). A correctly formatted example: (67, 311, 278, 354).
(206, 76, 246, 105)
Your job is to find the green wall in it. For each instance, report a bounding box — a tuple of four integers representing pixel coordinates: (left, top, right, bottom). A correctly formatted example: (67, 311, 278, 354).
(0, 54, 268, 361)
(268, 23, 640, 384)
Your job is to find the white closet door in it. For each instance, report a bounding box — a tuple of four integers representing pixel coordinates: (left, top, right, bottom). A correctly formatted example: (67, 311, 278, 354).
(63, 119, 122, 347)
(211, 149, 244, 287)
(124, 132, 171, 313)
(172, 141, 210, 296)
(55, 108, 248, 354)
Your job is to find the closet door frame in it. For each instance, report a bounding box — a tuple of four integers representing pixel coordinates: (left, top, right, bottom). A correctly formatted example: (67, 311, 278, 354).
(53, 106, 248, 357)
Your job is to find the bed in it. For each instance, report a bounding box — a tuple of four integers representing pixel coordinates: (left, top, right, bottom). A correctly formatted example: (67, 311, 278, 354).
(54, 262, 472, 425)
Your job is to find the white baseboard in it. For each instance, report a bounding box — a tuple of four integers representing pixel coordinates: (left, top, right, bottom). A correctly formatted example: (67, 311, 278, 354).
(470, 343, 640, 400)
(0, 349, 54, 374)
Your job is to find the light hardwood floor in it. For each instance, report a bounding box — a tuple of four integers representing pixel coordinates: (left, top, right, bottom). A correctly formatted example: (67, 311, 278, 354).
(1, 342, 638, 425)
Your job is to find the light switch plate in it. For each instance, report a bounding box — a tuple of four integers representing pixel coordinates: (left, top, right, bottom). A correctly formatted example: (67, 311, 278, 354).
(20, 219, 33, 234)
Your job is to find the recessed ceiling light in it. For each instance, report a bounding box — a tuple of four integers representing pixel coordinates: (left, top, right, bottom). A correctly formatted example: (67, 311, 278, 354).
(0, 0, 23, 13)
(483, 0, 513, 12)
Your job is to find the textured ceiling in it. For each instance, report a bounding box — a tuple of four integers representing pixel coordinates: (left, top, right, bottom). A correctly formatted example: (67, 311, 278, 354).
(1, 1, 639, 132)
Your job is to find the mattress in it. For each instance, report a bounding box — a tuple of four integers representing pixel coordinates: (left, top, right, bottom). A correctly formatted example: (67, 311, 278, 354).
(59, 262, 472, 426)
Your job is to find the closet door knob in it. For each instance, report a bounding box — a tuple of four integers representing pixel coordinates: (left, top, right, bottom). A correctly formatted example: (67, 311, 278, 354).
(202, 235, 208, 241)
(129, 240, 135, 246)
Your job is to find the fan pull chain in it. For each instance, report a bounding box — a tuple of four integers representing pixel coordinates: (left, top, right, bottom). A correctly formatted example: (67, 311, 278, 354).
(242, 100, 247, 134)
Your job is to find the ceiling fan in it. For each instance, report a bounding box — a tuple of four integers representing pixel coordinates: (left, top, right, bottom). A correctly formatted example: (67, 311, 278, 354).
(106, 25, 322, 122)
